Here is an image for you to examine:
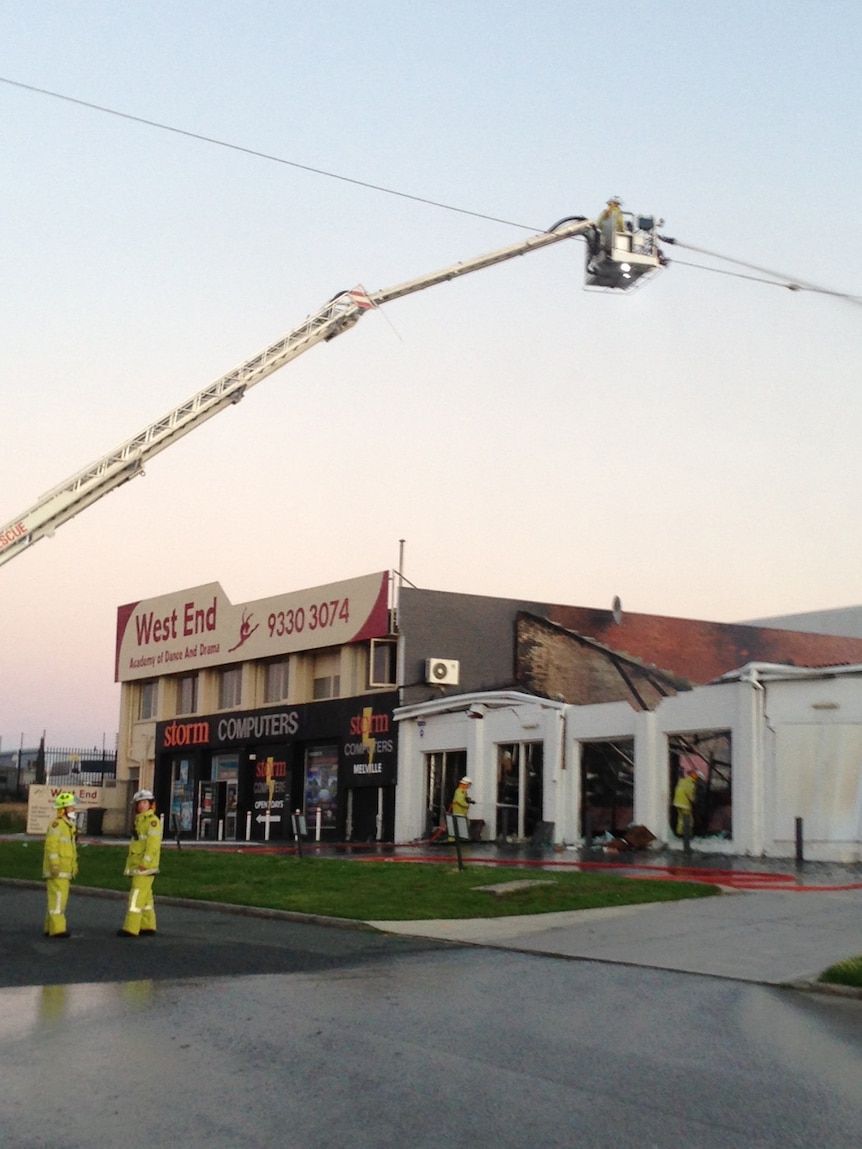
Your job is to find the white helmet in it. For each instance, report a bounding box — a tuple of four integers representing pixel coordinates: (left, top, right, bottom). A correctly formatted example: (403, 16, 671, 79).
(133, 789, 154, 802)
(460, 777, 472, 786)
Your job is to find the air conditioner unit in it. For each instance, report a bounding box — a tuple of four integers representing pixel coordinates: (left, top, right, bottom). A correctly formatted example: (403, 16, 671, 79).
(425, 658, 460, 686)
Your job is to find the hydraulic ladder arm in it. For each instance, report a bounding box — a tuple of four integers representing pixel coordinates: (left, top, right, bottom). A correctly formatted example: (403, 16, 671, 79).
(0, 213, 657, 568)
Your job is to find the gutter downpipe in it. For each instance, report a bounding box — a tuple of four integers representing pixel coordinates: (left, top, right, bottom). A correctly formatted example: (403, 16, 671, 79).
(740, 665, 766, 855)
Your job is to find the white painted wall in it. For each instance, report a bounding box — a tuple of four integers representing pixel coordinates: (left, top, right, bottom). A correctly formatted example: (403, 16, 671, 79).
(393, 693, 565, 843)
(760, 674, 862, 862)
(394, 673, 862, 861)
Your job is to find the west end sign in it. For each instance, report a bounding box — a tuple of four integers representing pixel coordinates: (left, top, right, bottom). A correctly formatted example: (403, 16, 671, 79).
(115, 571, 390, 682)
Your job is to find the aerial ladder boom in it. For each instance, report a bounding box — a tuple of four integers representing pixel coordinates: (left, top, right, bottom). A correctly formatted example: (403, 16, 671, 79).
(0, 211, 662, 568)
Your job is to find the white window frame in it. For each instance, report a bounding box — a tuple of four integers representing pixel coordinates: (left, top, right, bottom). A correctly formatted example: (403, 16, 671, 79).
(369, 638, 398, 687)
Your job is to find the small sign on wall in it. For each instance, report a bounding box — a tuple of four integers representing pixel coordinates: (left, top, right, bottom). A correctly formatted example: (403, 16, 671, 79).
(27, 785, 103, 835)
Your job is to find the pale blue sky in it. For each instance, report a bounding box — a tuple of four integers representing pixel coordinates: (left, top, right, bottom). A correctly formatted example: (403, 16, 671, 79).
(2, 1, 861, 746)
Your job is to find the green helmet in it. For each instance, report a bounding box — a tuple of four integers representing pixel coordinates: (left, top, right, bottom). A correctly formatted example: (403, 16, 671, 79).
(55, 792, 77, 810)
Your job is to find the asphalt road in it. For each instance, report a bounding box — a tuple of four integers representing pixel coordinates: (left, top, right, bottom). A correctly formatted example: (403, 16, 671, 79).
(0, 883, 441, 988)
(3, 884, 862, 1149)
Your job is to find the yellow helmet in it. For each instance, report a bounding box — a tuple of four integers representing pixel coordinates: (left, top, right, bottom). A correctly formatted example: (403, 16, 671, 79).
(54, 792, 77, 809)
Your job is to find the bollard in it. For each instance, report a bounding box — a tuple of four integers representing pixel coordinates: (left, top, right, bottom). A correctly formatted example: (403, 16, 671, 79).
(795, 817, 804, 867)
(293, 809, 305, 859)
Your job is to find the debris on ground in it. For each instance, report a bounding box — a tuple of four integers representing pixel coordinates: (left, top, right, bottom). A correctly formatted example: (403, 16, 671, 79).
(472, 879, 558, 897)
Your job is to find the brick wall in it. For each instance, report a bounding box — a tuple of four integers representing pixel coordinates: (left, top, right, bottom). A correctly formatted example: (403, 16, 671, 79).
(517, 614, 683, 708)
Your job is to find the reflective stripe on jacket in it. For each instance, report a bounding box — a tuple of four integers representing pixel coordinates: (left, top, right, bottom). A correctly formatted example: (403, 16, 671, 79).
(124, 810, 162, 876)
(43, 816, 78, 879)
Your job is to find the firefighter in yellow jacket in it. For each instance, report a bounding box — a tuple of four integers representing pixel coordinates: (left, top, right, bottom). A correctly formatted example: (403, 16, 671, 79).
(598, 195, 625, 233)
(43, 792, 78, 938)
(451, 777, 474, 818)
(447, 776, 475, 840)
(672, 767, 699, 837)
(117, 789, 162, 938)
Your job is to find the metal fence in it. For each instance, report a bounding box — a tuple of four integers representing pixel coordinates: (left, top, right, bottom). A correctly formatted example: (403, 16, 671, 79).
(0, 743, 117, 800)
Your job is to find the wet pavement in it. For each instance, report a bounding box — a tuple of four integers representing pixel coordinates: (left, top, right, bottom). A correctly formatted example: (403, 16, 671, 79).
(342, 841, 862, 891)
(3, 880, 862, 1149)
(0, 882, 444, 989)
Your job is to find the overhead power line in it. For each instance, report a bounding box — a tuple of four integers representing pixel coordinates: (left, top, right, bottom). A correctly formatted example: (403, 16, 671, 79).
(2, 74, 860, 305)
(660, 236, 862, 305)
(0, 74, 536, 232)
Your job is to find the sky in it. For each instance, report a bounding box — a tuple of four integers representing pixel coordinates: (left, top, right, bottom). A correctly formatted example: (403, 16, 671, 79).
(1, 0, 861, 749)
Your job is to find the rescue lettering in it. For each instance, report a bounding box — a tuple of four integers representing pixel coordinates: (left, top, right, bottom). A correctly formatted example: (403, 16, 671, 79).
(0, 521, 26, 549)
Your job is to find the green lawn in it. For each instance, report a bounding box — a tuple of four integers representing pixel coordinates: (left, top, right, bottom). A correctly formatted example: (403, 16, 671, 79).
(818, 955, 862, 989)
(0, 839, 719, 920)
(0, 809, 26, 833)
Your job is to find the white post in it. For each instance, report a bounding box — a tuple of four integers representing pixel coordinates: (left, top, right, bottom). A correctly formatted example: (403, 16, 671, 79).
(218, 819, 223, 842)
(246, 810, 252, 840)
(316, 807, 322, 841)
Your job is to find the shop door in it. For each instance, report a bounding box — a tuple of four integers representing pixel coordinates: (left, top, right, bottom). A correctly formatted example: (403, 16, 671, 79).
(196, 780, 239, 841)
(424, 750, 467, 836)
(197, 781, 218, 840)
(304, 746, 339, 838)
(169, 757, 195, 837)
(250, 752, 290, 842)
(349, 787, 380, 842)
(496, 742, 543, 842)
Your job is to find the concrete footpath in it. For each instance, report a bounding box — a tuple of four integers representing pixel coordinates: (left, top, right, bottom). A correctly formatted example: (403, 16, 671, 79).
(368, 886, 862, 988)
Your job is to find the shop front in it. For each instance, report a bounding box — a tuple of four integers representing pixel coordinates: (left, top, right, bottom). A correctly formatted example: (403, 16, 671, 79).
(154, 692, 398, 844)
